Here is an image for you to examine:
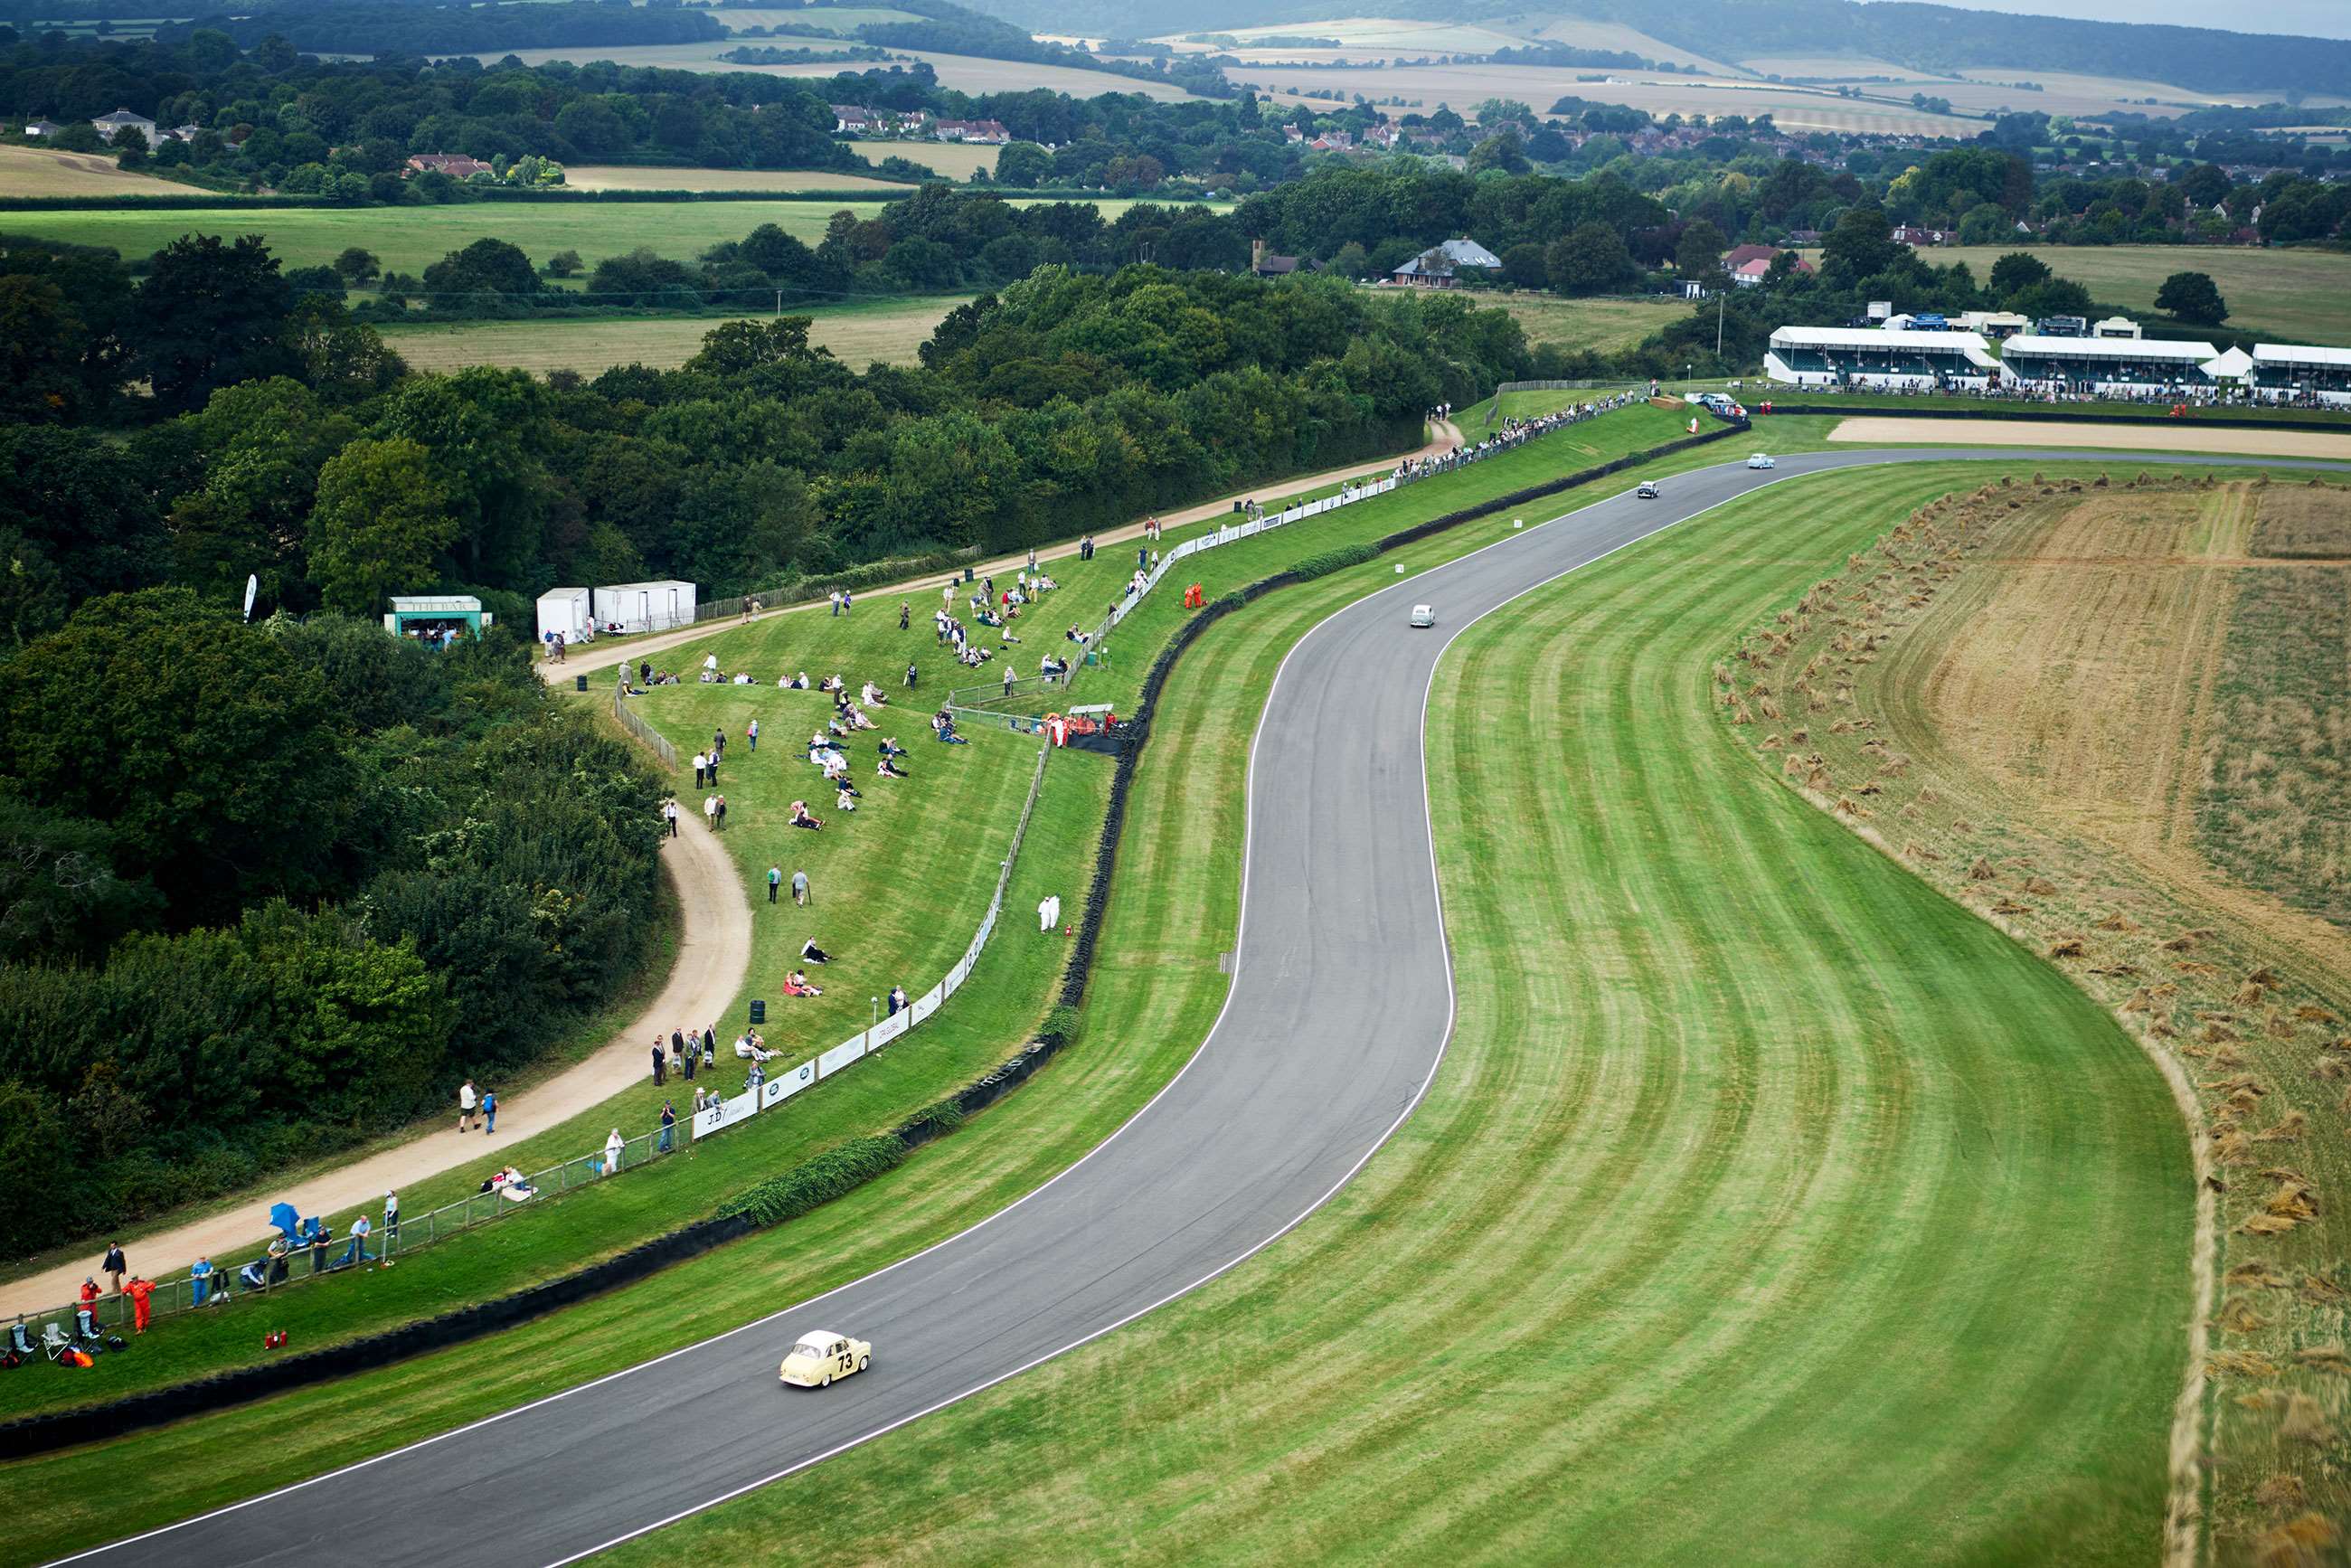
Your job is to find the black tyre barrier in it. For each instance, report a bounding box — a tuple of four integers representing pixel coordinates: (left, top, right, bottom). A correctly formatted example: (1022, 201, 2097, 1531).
(1760, 402, 2343, 433)
(0, 420, 1735, 1463)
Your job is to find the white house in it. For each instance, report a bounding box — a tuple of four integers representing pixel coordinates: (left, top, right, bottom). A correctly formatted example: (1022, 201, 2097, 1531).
(90, 109, 156, 144)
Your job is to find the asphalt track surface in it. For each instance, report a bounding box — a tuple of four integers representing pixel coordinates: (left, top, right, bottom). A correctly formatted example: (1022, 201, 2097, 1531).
(70, 447, 2350, 1568)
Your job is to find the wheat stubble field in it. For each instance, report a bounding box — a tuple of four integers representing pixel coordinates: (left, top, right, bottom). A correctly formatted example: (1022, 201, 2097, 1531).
(1723, 469, 2351, 1562)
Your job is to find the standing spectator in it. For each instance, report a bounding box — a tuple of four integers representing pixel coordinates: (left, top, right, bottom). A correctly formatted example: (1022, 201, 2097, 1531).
(650, 1042, 666, 1085)
(664, 798, 680, 838)
(481, 1089, 497, 1134)
(898, 600, 911, 630)
(603, 1128, 625, 1176)
(747, 718, 759, 753)
(768, 864, 782, 904)
(705, 747, 720, 785)
(383, 1191, 399, 1248)
(843, 591, 853, 616)
(101, 1242, 126, 1297)
(792, 868, 810, 907)
(692, 750, 708, 789)
(669, 1034, 684, 1078)
(458, 1080, 477, 1133)
(701, 1027, 715, 1072)
(308, 1228, 330, 1278)
(659, 1100, 676, 1154)
(683, 1040, 696, 1083)
(905, 661, 918, 688)
(829, 590, 842, 618)
(125, 1275, 153, 1334)
(715, 794, 729, 833)
(346, 1214, 372, 1269)
(190, 1255, 214, 1306)
(703, 794, 719, 832)
(1004, 664, 1016, 698)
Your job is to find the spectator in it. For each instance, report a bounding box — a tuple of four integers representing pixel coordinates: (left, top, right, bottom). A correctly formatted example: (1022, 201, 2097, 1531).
(703, 1025, 718, 1064)
(345, 1214, 372, 1269)
(125, 1275, 153, 1334)
(458, 1080, 477, 1133)
(704, 794, 720, 832)
(650, 1041, 666, 1085)
(748, 718, 760, 753)
(482, 1089, 497, 1134)
(905, 661, 918, 688)
(659, 1100, 676, 1153)
(190, 1255, 214, 1306)
(383, 1191, 399, 1247)
(715, 795, 728, 833)
(887, 984, 908, 1015)
(692, 750, 708, 789)
(801, 938, 834, 964)
(793, 867, 809, 907)
(663, 798, 680, 838)
(101, 1242, 126, 1297)
(899, 600, 911, 630)
(604, 1128, 625, 1176)
(683, 1036, 697, 1082)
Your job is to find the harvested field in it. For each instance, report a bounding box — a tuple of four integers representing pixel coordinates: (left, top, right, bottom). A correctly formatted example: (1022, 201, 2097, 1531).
(1722, 466, 2351, 1549)
(0, 142, 190, 197)
(1827, 416, 2351, 463)
(561, 165, 913, 192)
(1485, 291, 1690, 357)
(2250, 486, 2351, 558)
(845, 137, 996, 178)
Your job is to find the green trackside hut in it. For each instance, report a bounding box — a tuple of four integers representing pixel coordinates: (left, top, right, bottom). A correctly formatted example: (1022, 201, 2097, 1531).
(383, 594, 494, 647)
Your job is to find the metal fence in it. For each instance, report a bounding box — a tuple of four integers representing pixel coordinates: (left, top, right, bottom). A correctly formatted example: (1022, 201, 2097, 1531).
(24, 737, 1055, 1344)
(610, 687, 679, 768)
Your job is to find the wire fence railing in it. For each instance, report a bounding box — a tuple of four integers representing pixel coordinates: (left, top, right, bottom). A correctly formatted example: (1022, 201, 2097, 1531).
(14, 738, 1053, 1348)
(611, 686, 678, 768)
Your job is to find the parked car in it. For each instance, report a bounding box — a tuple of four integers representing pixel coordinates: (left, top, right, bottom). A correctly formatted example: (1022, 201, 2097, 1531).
(1410, 604, 1436, 628)
(780, 1330, 871, 1388)
(1747, 453, 1776, 469)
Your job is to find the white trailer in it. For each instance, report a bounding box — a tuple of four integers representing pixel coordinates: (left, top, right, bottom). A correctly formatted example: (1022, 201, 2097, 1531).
(535, 587, 591, 645)
(591, 580, 698, 634)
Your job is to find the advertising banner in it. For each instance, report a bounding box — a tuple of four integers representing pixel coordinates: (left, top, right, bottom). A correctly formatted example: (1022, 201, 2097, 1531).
(758, 1058, 817, 1110)
(911, 986, 943, 1025)
(817, 1034, 866, 1079)
(867, 1011, 911, 1051)
(692, 1089, 760, 1139)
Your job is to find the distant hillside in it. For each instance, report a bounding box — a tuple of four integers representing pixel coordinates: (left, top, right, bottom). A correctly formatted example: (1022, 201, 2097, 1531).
(966, 0, 2351, 100)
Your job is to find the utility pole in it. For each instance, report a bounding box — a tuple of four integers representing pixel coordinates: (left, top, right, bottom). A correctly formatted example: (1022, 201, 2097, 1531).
(1716, 290, 1725, 361)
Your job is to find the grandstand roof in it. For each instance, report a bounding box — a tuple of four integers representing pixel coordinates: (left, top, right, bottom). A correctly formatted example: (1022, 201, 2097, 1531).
(2002, 335, 2217, 361)
(1770, 326, 1995, 353)
(2253, 343, 2351, 368)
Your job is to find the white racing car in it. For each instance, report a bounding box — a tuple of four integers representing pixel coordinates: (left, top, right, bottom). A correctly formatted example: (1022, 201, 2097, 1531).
(1410, 604, 1436, 628)
(1747, 453, 1776, 469)
(780, 1330, 871, 1388)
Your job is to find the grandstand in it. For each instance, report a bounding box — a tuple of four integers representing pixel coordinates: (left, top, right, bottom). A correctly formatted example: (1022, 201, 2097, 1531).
(1764, 326, 2000, 390)
(1998, 335, 2219, 396)
(2250, 343, 2351, 408)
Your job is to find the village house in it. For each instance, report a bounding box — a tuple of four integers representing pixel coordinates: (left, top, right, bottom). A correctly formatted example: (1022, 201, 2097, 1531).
(831, 104, 879, 134)
(1390, 237, 1502, 288)
(933, 118, 1011, 145)
(406, 153, 494, 180)
(90, 108, 156, 144)
(23, 118, 61, 138)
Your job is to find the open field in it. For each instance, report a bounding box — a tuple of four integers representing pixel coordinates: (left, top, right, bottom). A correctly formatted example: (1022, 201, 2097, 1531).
(580, 458, 2193, 1565)
(1828, 416, 2351, 461)
(845, 137, 996, 178)
(0, 142, 190, 196)
(703, 5, 925, 31)
(1729, 471, 2351, 1547)
(380, 296, 968, 373)
(475, 40, 1200, 99)
(1249, 65, 1982, 137)
(0, 197, 1195, 275)
(561, 165, 913, 193)
(1485, 290, 1689, 356)
(1912, 246, 2351, 346)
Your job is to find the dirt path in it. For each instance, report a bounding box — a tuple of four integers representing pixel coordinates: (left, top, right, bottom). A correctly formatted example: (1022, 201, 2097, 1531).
(542, 420, 1466, 685)
(0, 816, 750, 1318)
(1827, 415, 2351, 461)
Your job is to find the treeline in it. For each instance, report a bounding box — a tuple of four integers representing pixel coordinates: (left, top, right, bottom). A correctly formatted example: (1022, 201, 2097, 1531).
(0, 599, 663, 1257)
(850, 0, 1234, 98)
(157, 0, 726, 55)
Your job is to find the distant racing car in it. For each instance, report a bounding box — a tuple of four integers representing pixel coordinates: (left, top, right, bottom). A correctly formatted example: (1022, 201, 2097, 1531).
(1635, 482, 1660, 498)
(780, 1330, 871, 1388)
(1747, 453, 1776, 469)
(1410, 604, 1436, 628)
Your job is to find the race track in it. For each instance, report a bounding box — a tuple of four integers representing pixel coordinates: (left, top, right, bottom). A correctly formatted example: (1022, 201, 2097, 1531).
(69, 446, 2347, 1568)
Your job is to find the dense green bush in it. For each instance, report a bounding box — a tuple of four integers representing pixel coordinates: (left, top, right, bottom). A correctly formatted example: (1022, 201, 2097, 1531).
(722, 1136, 909, 1227)
(1290, 543, 1380, 581)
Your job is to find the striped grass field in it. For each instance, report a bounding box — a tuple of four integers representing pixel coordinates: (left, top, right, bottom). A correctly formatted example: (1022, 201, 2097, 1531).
(585, 461, 2195, 1564)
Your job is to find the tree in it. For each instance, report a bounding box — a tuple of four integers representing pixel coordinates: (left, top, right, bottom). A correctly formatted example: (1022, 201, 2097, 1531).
(1818, 204, 1900, 289)
(1545, 222, 1636, 296)
(130, 234, 299, 416)
(2176, 162, 2231, 209)
(996, 141, 1052, 187)
(307, 438, 458, 616)
(1956, 202, 2010, 246)
(2154, 269, 2228, 326)
(1674, 219, 1728, 283)
(1468, 128, 1530, 176)
(1498, 242, 1547, 290)
(421, 238, 542, 299)
(331, 247, 381, 285)
(544, 249, 583, 279)
(2009, 277, 2095, 320)
(110, 125, 149, 166)
(1988, 250, 2052, 300)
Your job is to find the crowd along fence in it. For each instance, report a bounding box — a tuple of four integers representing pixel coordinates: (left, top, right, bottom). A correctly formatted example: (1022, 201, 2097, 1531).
(16, 738, 1051, 1345)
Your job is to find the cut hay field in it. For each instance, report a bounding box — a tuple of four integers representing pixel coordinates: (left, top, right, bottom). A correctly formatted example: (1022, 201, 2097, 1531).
(1250, 64, 1981, 137)
(1827, 417, 2351, 462)
(581, 458, 2192, 1566)
(475, 40, 1199, 99)
(562, 165, 914, 193)
(1486, 290, 1689, 356)
(1723, 469, 2351, 1554)
(846, 137, 996, 179)
(379, 295, 970, 374)
(1906, 247, 2351, 347)
(0, 142, 191, 196)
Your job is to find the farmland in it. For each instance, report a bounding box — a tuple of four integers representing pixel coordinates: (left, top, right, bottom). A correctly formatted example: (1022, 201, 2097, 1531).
(1727, 471, 2351, 1548)
(0, 142, 192, 197)
(1910, 246, 2351, 346)
(845, 137, 998, 179)
(380, 295, 971, 374)
(1486, 290, 1692, 357)
(0, 196, 1204, 275)
(470, 40, 1201, 99)
(561, 165, 915, 193)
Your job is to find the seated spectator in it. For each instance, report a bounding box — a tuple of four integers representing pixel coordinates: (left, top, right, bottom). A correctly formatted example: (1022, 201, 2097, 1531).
(847, 707, 876, 731)
(789, 800, 823, 830)
(735, 1033, 779, 1063)
(820, 675, 844, 693)
(880, 736, 908, 758)
(787, 968, 824, 996)
(801, 938, 834, 964)
(862, 682, 887, 706)
(1066, 624, 1088, 644)
(836, 785, 858, 813)
(878, 754, 909, 779)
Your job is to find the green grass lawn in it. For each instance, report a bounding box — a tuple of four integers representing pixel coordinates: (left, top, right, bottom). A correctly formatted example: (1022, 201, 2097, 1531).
(1485, 290, 1694, 356)
(379, 295, 971, 374)
(581, 459, 2195, 1567)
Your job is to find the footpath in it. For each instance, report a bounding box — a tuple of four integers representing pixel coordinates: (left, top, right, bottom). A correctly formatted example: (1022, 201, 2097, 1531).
(0, 420, 1463, 1317)
(541, 420, 1466, 685)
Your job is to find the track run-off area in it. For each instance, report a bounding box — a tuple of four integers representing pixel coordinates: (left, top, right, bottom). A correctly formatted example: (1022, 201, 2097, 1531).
(56, 445, 2350, 1568)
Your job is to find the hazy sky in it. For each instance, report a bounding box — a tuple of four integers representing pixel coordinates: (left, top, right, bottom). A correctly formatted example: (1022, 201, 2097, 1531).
(1856, 0, 2351, 39)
